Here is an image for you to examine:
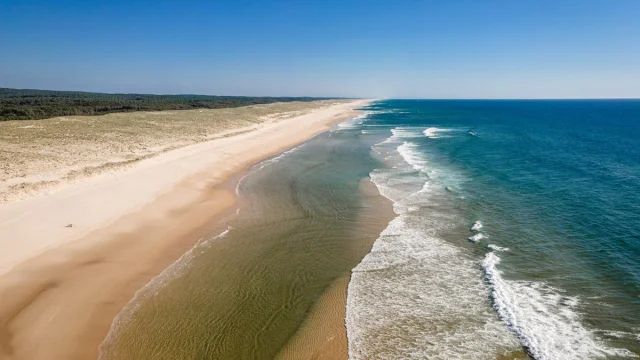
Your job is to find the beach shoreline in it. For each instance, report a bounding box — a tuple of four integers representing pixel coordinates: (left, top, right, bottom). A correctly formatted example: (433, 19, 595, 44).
(0, 99, 370, 360)
(274, 177, 395, 360)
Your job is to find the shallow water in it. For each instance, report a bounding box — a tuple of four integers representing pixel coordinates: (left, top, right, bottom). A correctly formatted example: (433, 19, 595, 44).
(98, 123, 390, 359)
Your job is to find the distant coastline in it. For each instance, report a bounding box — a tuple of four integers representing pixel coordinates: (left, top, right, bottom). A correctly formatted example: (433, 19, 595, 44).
(0, 87, 336, 121)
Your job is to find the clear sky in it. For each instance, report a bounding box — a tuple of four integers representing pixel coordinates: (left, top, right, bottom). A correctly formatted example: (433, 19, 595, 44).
(1, 0, 639, 98)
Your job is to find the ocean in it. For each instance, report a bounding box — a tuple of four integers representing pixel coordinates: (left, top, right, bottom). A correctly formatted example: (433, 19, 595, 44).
(100, 99, 640, 360)
(348, 100, 640, 359)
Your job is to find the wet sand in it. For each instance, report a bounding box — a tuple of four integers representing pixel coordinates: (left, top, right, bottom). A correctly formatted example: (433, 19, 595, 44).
(0, 100, 370, 360)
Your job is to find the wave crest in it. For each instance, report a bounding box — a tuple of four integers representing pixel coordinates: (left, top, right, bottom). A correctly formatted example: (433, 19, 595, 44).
(483, 252, 637, 360)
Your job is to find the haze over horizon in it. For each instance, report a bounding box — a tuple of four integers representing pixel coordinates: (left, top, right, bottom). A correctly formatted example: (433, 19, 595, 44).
(1, 0, 639, 99)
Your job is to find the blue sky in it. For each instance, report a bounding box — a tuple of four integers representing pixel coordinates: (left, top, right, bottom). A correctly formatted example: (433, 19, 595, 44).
(1, 1, 639, 98)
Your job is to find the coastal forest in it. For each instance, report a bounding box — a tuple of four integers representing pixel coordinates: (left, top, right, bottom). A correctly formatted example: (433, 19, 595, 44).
(0, 87, 324, 121)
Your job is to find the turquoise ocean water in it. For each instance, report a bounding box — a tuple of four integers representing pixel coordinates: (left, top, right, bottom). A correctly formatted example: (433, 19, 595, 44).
(347, 100, 640, 359)
(100, 99, 640, 360)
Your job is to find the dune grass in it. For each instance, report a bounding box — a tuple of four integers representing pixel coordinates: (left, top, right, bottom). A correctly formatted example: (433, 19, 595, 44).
(0, 100, 346, 203)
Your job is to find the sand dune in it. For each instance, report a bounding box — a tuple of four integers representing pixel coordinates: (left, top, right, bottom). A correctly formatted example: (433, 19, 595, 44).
(0, 100, 345, 204)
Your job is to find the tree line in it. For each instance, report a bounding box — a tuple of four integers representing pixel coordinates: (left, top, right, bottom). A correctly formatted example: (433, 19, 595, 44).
(0, 88, 328, 121)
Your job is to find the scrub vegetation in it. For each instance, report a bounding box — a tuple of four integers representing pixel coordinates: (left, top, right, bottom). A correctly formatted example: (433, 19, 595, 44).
(0, 87, 327, 121)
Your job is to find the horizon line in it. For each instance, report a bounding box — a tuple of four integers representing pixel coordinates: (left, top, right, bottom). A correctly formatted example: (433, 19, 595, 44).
(2, 86, 640, 101)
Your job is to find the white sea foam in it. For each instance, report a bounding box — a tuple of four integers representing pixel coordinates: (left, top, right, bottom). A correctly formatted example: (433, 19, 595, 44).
(360, 130, 378, 135)
(597, 330, 639, 340)
(483, 252, 637, 360)
(235, 172, 251, 197)
(337, 122, 360, 129)
(368, 110, 394, 115)
(423, 127, 452, 138)
(346, 209, 520, 359)
(98, 228, 231, 359)
(471, 220, 483, 231)
(468, 233, 485, 243)
(390, 127, 425, 139)
(397, 142, 428, 172)
(337, 113, 369, 129)
(391, 130, 467, 190)
(346, 133, 520, 359)
(488, 244, 510, 252)
(378, 127, 419, 144)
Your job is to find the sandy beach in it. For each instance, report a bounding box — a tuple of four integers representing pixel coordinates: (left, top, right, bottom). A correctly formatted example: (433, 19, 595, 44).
(0, 99, 370, 360)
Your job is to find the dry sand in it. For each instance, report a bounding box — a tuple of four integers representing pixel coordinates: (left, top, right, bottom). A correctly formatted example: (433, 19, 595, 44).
(0, 99, 370, 360)
(0, 100, 345, 204)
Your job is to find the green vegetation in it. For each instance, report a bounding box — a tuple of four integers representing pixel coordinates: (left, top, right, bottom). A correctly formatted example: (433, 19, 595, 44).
(0, 87, 328, 121)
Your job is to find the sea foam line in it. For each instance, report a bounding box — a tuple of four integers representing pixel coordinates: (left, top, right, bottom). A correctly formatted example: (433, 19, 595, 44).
(337, 113, 370, 129)
(346, 129, 521, 359)
(483, 252, 637, 360)
(397, 142, 428, 172)
(423, 127, 452, 138)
